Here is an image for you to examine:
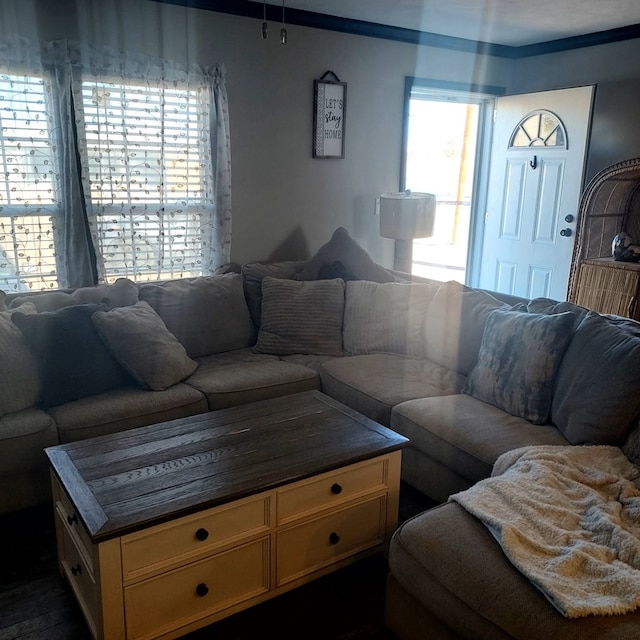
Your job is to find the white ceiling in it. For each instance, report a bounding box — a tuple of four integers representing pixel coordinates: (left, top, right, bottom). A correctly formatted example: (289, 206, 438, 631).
(253, 0, 640, 47)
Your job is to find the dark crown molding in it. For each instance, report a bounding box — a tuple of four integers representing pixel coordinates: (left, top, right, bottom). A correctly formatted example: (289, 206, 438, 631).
(150, 0, 640, 59)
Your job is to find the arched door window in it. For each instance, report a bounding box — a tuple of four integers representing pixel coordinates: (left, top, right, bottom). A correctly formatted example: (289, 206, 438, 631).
(509, 110, 567, 148)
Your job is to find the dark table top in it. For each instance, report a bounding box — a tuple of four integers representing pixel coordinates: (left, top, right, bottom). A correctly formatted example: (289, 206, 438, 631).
(46, 391, 409, 542)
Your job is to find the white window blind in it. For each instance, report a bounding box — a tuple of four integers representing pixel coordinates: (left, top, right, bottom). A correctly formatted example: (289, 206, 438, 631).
(0, 73, 59, 292)
(79, 79, 211, 282)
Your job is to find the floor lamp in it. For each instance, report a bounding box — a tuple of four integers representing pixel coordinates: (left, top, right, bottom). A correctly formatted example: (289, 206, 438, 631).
(379, 191, 437, 273)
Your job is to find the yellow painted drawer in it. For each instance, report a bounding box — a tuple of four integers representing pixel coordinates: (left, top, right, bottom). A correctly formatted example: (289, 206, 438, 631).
(276, 496, 386, 587)
(121, 494, 270, 582)
(276, 458, 387, 525)
(124, 537, 270, 640)
(61, 525, 98, 637)
(56, 487, 94, 571)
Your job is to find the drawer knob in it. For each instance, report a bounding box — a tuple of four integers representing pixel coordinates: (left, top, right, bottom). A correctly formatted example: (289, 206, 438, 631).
(70, 564, 82, 576)
(330, 483, 342, 495)
(195, 582, 209, 597)
(67, 513, 78, 526)
(195, 527, 209, 541)
(329, 531, 341, 545)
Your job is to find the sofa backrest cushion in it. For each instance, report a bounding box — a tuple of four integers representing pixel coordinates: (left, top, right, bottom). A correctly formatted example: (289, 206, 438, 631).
(292, 227, 395, 284)
(92, 301, 198, 391)
(464, 309, 575, 424)
(241, 260, 306, 329)
(254, 277, 344, 356)
(0, 303, 41, 417)
(9, 278, 138, 312)
(423, 281, 508, 375)
(343, 280, 438, 358)
(551, 312, 640, 445)
(139, 273, 254, 358)
(12, 303, 133, 408)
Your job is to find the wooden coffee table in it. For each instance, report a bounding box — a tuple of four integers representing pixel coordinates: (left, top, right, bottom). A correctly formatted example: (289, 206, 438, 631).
(46, 390, 408, 640)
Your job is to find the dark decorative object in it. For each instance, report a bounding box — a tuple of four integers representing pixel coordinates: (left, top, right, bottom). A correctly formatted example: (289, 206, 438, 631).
(313, 71, 346, 158)
(612, 232, 640, 262)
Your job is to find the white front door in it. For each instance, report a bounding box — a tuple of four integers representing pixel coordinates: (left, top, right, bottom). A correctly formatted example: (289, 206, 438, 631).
(477, 86, 594, 300)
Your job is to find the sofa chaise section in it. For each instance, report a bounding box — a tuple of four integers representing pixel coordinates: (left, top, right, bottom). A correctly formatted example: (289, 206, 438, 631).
(385, 502, 640, 640)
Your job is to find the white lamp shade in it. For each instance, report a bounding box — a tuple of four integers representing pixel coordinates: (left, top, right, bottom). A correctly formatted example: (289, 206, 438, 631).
(379, 192, 436, 240)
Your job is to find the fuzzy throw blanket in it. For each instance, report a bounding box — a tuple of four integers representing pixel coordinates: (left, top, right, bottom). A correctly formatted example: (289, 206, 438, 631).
(450, 445, 640, 618)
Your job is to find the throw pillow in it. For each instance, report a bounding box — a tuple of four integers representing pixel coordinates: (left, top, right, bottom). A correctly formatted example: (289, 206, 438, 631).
(0, 303, 41, 417)
(10, 277, 138, 312)
(12, 303, 132, 408)
(423, 281, 508, 375)
(254, 277, 345, 356)
(292, 227, 394, 283)
(92, 301, 198, 391)
(551, 312, 640, 445)
(139, 273, 255, 358)
(241, 260, 306, 329)
(343, 280, 438, 358)
(464, 309, 575, 424)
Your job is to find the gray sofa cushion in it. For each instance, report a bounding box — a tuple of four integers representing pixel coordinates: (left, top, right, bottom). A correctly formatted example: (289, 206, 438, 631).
(551, 312, 640, 445)
(241, 260, 306, 328)
(0, 303, 41, 417)
(12, 303, 132, 408)
(391, 395, 569, 485)
(464, 309, 575, 424)
(423, 281, 507, 375)
(388, 502, 640, 640)
(185, 355, 319, 410)
(9, 277, 138, 312)
(0, 409, 57, 475)
(255, 277, 345, 356)
(51, 383, 207, 443)
(320, 354, 464, 426)
(139, 273, 255, 358)
(343, 281, 438, 358)
(92, 301, 198, 391)
(292, 226, 394, 283)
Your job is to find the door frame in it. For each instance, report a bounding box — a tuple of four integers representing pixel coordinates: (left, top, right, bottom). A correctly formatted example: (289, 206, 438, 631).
(400, 77, 505, 282)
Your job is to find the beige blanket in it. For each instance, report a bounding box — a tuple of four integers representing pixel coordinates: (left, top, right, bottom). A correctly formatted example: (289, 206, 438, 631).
(450, 445, 640, 618)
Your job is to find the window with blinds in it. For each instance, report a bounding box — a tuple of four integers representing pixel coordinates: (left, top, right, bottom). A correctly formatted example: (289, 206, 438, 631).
(0, 73, 59, 292)
(79, 80, 209, 282)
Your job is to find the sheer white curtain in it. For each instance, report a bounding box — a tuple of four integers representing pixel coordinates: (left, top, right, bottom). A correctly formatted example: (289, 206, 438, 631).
(69, 42, 232, 283)
(0, 38, 65, 291)
(0, 36, 231, 292)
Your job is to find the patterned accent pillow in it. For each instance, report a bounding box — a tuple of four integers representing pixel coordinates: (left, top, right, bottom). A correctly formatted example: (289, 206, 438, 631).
(254, 277, 345, 356)
(92, 301, 198, 391)
(464, 309, 575, 424)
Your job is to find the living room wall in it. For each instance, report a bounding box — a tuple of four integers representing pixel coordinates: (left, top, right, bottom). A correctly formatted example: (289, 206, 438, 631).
(3, 0, 512, 270)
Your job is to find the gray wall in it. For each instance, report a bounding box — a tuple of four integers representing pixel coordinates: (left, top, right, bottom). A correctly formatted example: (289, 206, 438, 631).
(4, 0, 511, 268)
(8, 1, 640, 267)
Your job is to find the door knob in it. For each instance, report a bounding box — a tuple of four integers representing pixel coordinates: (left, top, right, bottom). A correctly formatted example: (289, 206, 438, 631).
(560, 228, 572, 237)
(564, 214, 574, 223)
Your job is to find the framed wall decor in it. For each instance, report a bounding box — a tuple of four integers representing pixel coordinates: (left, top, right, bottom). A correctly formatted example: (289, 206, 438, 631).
(313, 70, 347, 158)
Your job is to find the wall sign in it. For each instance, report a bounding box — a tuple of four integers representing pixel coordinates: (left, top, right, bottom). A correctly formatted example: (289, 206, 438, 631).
(313, 71, 346, 158)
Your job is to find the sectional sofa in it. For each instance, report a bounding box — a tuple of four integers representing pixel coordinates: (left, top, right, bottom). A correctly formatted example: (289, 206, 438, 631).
(2, 227, 640, 638)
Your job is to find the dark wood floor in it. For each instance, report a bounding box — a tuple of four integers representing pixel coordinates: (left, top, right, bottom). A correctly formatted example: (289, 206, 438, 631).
(0, 483, 434, 640)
